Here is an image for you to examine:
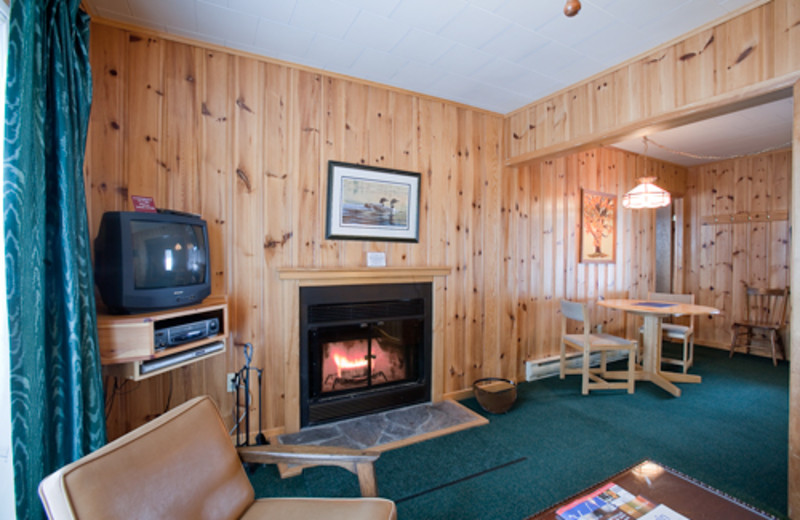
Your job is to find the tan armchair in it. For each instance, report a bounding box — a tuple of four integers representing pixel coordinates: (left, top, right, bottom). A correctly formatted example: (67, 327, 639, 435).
(39, 396, 396, 520)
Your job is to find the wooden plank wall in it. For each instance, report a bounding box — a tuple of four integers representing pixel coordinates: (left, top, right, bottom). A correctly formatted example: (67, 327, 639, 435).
(685, 149, 792, 348)
(504, 0, 800, 164)
(501, 1, 800, 513)
(85, 5, 800, 514)
(504, 148, 687, 361)
(89, 22, 687, 440)
(87, 23, 509, 439)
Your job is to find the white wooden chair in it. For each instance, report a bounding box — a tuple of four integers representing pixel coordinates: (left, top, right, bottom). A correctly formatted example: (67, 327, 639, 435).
(640, 292, 695, 373)
(560, 299, 636, 395)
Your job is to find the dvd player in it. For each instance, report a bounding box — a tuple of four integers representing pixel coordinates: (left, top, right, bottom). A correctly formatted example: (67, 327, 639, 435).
(140, 341, 225, 375)
(154, 317, 220, 350)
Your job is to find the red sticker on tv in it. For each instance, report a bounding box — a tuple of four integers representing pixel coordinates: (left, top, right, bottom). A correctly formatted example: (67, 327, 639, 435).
(131, 195, 157, 213)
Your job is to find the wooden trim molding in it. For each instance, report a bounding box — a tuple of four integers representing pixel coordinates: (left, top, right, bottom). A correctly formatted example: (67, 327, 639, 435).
(504, 0, 800, 165)
(700, 210, 789, 225)
(279, 266, 451, 281)
(788, 79, 800, 519)
(278, 267, 451, 434)
(505, 73, 798, 167)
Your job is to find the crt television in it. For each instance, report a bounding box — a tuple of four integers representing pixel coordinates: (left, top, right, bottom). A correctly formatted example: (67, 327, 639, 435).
(94, 210, 211, 314)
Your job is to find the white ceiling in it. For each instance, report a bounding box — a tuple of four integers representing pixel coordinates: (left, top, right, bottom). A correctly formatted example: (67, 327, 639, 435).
(84, 0, 793, 166)
(614, 97, 794, 167)
(86, 0, 759, 114)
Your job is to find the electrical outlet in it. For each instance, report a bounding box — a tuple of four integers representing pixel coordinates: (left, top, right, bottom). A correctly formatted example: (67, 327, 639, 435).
(226, 373, 236, 393)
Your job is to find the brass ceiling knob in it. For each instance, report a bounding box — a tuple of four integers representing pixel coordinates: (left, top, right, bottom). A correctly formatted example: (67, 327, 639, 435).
(564, 0, 582, 17)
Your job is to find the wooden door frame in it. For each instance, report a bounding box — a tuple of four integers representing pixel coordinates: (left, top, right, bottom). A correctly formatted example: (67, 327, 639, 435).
(789, 80, 799, 517)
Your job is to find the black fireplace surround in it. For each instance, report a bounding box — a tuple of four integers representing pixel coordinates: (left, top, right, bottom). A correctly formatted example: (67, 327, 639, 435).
(300, 282, 432, 427)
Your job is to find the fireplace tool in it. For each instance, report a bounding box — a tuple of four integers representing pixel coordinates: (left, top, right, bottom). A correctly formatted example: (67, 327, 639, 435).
(232, 342, 267, 447)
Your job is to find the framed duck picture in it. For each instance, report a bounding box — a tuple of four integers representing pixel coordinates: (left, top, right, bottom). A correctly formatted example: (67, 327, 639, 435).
(325, 161, 420, 242)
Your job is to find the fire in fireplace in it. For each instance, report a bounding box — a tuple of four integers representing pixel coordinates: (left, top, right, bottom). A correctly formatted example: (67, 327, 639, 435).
(322, 335, 407, 392)
(300, 283, 432, 426)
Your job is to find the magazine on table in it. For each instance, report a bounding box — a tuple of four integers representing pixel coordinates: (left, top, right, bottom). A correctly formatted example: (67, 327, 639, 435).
(640, 505, 689, 520)
(555, 482, 658, 520)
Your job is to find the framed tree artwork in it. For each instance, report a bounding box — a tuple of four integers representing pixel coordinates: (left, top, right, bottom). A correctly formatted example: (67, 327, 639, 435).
(580, 189, 616, 263)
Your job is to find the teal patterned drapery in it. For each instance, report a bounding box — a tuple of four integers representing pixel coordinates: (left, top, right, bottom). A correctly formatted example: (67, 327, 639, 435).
(4, 0, 106, 518)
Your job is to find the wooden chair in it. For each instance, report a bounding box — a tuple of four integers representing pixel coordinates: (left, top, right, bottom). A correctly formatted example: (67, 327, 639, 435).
(639, 292, 695, 374)
(730, 286, 789, 366)
(560, 299, 636, 395)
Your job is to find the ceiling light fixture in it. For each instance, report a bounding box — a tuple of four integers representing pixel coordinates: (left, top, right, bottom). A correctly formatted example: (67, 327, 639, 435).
(622, 138, 671, 209)
(564, 0, 581, 17)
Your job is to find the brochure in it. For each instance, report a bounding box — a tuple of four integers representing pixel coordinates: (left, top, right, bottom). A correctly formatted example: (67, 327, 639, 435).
(556, 482, 656, 520)
(640, 504, 690, 520)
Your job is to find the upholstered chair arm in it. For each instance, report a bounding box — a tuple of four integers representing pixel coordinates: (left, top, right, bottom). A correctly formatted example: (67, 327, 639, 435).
(237, 444, 381, 497)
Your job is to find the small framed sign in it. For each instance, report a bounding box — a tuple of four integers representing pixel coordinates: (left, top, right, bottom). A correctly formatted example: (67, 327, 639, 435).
(366, 251, 387, 267)
(325, 161, 420, 243)
(131, 195, 157, 213)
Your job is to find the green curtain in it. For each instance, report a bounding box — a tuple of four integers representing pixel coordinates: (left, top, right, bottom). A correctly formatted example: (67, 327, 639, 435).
(4, 0, 106, 518)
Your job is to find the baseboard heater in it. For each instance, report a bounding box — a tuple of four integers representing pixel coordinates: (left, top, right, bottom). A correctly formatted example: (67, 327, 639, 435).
(525, 350, 629, 382)
(140, 341, 225, 375)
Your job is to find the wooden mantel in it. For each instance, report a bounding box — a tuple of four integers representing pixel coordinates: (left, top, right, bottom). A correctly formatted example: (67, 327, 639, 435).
(279, 266, 452, 282)
(278, 266, 451, 434)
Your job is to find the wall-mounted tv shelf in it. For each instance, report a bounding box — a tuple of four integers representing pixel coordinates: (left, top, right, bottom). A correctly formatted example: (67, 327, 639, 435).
(98, 297, 228, 381)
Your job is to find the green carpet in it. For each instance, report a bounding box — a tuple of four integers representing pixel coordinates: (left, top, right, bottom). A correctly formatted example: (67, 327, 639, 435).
(248, 345, 788, 519)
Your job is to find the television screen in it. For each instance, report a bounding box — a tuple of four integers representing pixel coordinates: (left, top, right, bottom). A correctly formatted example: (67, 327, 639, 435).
(130, 221, 207, 289)
(94, 210, 211, 314)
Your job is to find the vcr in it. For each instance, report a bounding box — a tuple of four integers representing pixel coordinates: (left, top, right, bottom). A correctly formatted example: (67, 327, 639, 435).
(154, 317, 220, 350)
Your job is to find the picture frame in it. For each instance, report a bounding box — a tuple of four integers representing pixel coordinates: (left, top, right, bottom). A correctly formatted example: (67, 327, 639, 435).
(325, 161, 420, 243)
(580, 189, 616, 264)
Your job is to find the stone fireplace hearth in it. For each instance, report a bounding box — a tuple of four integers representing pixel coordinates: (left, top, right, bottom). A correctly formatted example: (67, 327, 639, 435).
(278, 267, 450, 434)
(278, 400, 486, 452)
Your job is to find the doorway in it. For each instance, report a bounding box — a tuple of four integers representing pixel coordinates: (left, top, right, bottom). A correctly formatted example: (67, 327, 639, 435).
(654, 197, 684, 294)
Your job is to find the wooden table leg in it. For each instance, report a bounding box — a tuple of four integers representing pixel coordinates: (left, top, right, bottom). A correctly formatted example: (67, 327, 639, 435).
(662, 372, 701, 384)
(642, 315, 683, 397)
(645, 372, 682, 397)
(641, 315, 661, 375)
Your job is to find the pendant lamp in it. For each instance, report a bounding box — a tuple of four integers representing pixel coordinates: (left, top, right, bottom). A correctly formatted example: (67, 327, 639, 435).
(621, 177, 671, 209)
(622, 138, 671, 209)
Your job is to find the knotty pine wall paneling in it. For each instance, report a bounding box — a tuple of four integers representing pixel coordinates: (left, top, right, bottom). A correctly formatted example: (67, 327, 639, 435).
(263, 62, 292, 430)
(230, 54, 267, 436)
(86, 23, 125, 227)
(501, 148, 687, 363)
(685, 149, 792, 348)
(88, 23, 510, 439)
(504, 0, 800, 165)
(89, 19, 782, 443)
(481, 117, 504, 381)
(88, 12, 800, 513)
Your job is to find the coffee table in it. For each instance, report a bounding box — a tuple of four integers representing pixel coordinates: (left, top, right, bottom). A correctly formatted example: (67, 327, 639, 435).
(527, 459, 775, 519)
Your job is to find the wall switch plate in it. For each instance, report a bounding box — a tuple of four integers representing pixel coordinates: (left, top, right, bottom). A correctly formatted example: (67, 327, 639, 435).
(226, 373, 236, 393)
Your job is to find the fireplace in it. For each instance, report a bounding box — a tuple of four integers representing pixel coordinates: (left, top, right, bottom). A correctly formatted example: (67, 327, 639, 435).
(300, 283, 432, 427)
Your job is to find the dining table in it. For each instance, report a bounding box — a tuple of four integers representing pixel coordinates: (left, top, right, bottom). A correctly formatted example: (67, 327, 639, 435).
(598, 299, 720, 397)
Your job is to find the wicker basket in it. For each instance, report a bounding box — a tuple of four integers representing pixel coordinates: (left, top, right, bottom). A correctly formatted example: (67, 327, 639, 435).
(473, 377, 517, 414)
